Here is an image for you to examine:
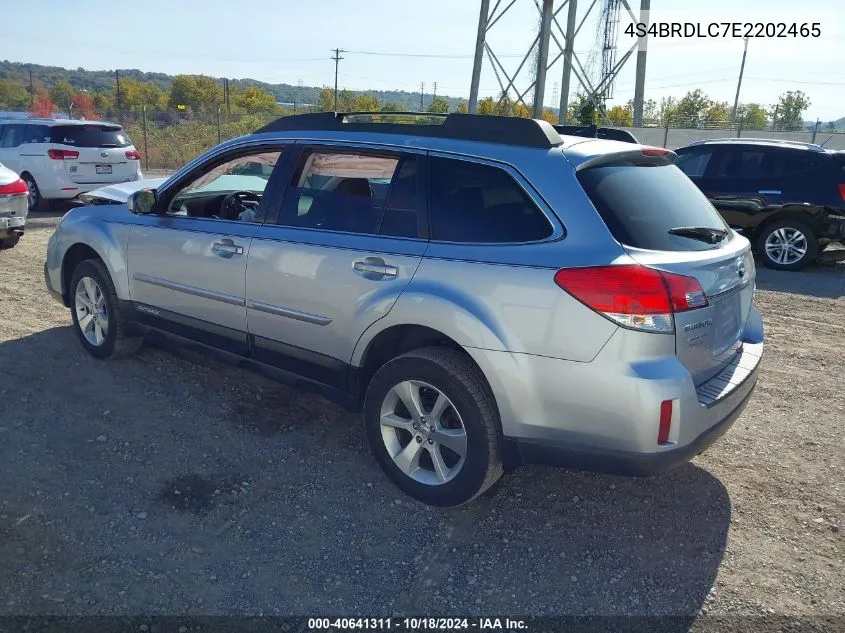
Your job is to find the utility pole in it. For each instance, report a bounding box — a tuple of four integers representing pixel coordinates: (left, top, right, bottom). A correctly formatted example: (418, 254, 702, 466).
(559, 0, 578, 123)
(468, 0, 491, 113)
(224, 78, 230, 115)
(115, 70, 121, 113)
(731, 37, 750, 126)
(29, 70, 34, 109)
(533, 0, 554, 119)
(420, 82, 425, 111)
(295, 79, 302, 115)
(632, 0, 651, 126)
(331, 48, 345, 111)
(771, 104, 779, 131)
(433, 82, 437, 100)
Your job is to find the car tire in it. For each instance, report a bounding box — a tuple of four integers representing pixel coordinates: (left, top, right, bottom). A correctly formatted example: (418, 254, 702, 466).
(0, 235, 21, 249)
(69, 259, 143, 360)
(756, 220, 818, 271)
(364, 346, 503, 506)
(20, 173, 45, 212)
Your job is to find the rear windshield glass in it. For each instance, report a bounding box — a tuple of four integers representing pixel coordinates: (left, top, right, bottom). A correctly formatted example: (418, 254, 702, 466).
(50, 125, 131, 148)
(577, 163, 731, 251)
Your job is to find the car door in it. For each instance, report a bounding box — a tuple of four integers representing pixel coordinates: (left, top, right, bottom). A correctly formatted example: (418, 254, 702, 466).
(246, 145, 427, 388)
(127, 143, 290, 354)
(695, 147, 783, 230)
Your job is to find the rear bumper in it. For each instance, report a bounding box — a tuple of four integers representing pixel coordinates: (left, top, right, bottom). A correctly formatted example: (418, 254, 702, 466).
(39, 172, 143, 200)
(0, 215, 26, 232)
(513, 370, 756, 476)
(466, 306, 764, 476)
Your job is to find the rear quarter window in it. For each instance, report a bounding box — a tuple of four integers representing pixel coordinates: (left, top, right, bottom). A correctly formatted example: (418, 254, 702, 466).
(428, 157, 553, 243)
(50, 125, 132, 148)
(577, 162, 731, 252)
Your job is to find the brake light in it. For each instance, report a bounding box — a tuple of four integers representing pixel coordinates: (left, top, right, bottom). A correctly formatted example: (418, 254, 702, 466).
(658, 400, 673, 444)
(125, 149, 141, 160)
(838, 183, 845, 201)
(0, 178, 28, 195)
(553, 264, 708, 333)
(641, 146, 671, 157)
(47, 149, 79, 160)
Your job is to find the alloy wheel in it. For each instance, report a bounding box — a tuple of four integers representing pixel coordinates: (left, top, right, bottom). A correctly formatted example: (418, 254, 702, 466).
(379, 380, 468, 486)
(74, 276, 109, 346)
(764, 227, 807, 266)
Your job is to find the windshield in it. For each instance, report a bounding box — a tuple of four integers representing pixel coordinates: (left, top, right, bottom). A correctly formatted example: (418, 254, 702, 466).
(577, 163, 732, 252)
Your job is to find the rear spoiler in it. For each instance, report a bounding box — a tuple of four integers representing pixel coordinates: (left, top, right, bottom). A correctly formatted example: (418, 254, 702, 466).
(554, 125, 640, 144)
(574, 146, 677, 171)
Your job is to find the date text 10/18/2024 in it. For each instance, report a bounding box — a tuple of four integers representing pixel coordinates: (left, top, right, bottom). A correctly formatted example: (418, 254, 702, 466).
(308, 618, 528, 631)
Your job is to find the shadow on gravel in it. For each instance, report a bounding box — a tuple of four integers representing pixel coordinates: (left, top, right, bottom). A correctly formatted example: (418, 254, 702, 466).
(755, 263, 845, 299)
(0, 327, 731, 620)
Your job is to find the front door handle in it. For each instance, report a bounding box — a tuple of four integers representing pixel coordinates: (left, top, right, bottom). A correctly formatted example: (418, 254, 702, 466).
(353, 257, 398, 278)
(212, 239, 244, 257)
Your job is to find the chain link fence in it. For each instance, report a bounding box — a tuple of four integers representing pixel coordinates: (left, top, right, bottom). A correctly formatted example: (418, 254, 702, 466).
(3, 109, 844, 173)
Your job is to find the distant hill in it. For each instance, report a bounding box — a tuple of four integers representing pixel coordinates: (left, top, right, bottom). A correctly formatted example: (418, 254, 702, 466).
(0, 60, 467, 112)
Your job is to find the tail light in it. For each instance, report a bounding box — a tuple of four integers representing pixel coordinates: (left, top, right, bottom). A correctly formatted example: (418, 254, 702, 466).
(125, 149, 141, 160)
(553, 264, 709, 333)
(0, 179, 28, 195)
(641, 146, 671, 157)
(838, 183, 845, 202)
(48, 149, 79, 160)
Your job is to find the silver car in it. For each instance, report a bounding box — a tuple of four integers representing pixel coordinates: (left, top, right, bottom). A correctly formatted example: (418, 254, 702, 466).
(45, 112, 764, 506)
(0, 161, 28, 249)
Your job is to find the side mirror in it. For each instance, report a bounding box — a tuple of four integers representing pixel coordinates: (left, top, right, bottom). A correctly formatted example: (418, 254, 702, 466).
(128, 188, 158, 214)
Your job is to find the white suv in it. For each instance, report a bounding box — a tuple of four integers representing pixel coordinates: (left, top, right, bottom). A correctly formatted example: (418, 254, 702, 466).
(0, 119, 143, 211)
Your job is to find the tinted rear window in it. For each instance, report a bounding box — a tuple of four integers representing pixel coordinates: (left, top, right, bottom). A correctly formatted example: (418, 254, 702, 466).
(50, 125, 131, 148)
(577, 163, 731, 251)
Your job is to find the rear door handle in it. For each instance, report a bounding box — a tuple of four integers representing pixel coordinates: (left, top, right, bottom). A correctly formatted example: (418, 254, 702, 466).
(212, 239, 244, 257)
(353, 257, 398, 278)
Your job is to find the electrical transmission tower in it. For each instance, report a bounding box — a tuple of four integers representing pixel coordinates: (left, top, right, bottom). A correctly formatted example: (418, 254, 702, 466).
(468, 0, 651, 124)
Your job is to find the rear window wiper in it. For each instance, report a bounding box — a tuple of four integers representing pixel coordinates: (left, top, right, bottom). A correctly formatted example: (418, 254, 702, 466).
(667, 226, 729, 244)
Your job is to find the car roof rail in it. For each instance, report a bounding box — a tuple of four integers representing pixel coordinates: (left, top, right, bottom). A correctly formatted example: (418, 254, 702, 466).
(685, 137, 826, 152)
(254, 111, 563, 149)
(553, 124, 639, 144)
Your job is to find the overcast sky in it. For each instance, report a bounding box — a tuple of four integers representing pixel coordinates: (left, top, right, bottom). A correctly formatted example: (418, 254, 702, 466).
(4, 0, 843, 120)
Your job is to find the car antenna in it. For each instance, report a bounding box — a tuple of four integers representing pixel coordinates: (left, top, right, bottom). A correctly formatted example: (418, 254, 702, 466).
(818, 135, 833, 148)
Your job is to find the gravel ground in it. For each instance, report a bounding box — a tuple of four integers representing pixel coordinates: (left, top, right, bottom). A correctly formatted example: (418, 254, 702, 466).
(0, 212, 842, 619)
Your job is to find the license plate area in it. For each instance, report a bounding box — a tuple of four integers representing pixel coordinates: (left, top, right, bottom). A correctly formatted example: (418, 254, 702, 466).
(711, 292, 741, 355)
(95, 164, 112, 175)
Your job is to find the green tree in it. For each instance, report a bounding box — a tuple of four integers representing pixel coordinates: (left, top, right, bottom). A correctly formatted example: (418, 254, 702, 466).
(737, 103, 768, 130)
(120, 78, 167, 110)
(494, 91, 513, 116)
(50, 80, 75, 112)
(0, 79, 30, 109)
(476, 96, 495, 115)
(457, 102, 468, 114)
(381, 102, 402, 112)
(352, 94, 380, 112)
(231, 86, 280, 114)
(626, 98, 659, 125)
(168, 75, 222, 112)
(673, 89, 712, 126)
(426, 96, 449, 114)
(568, 93, 599, 125)
(659, 96, 678, 125)
(92, 91, 114, 113)
(773, 90, 811, 131)
(607, 104, 633, 126)
(702, 101, 731, 128)
(513, 103, 532, 118)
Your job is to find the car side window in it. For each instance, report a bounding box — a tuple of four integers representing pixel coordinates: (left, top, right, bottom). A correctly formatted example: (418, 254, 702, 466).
(0, 124, 24, 148)
(428, 156, 552, 243)
(675, 150, 713, 177)
(278, 148, 412, 235)
(766, 151, 819, 177)
(166, 150, 282, 222)
(22, 125, 50, 144)
(710, 149, 766, 179)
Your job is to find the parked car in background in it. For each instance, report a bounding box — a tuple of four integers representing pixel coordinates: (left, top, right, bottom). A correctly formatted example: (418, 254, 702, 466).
(45, 112, 763, 506)
(0, 119, 143, 212)
(0, 161, 28, 249)
(675, 138, 845, 270)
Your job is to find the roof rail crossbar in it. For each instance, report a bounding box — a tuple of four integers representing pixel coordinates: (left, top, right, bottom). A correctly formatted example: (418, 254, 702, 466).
(687, 137, 826, 151)
(254, 112, 563, 149)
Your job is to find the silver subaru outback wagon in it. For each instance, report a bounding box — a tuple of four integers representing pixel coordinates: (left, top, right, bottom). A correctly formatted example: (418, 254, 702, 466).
(45, 112, 764, 506)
